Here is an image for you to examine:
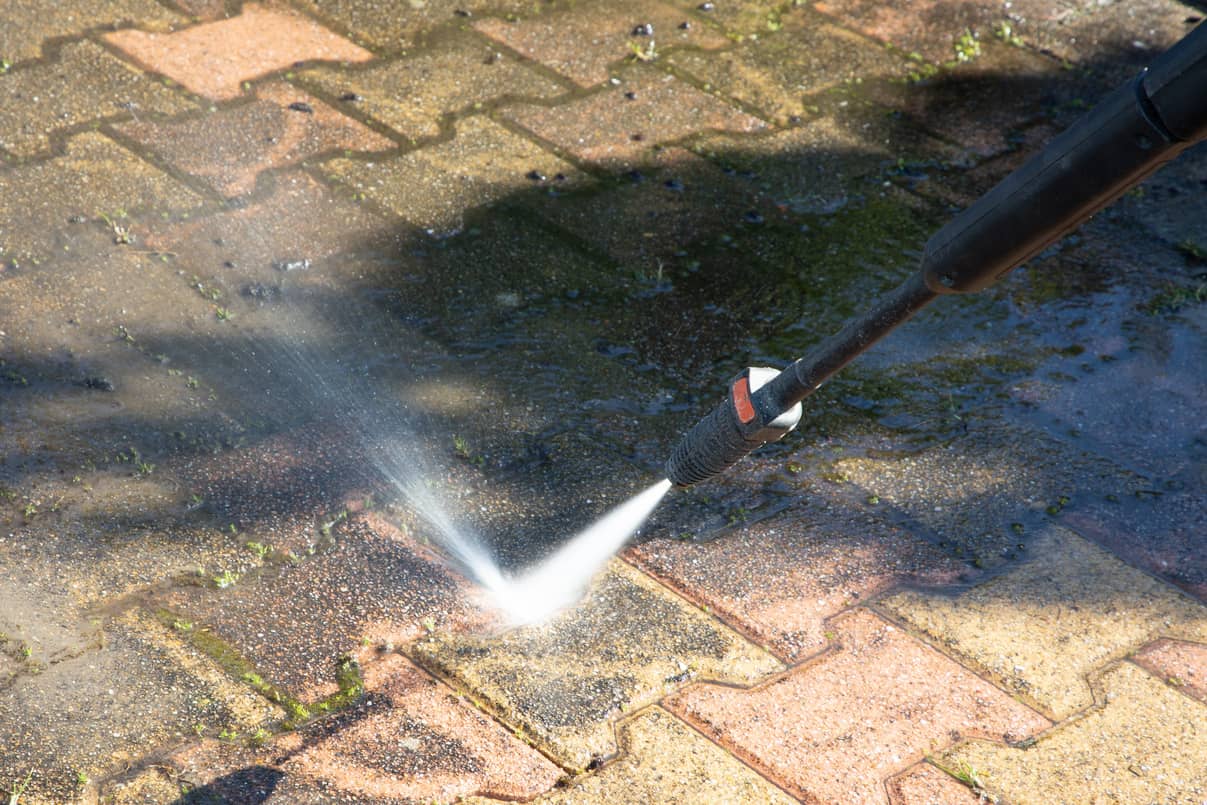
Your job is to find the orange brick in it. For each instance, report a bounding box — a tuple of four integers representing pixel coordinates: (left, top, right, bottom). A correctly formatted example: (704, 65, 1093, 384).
(105, 3, 373, 100)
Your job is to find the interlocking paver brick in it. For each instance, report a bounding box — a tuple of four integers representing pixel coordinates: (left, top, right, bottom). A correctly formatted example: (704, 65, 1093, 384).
(0, 131, 205, 265)
(298, 28, 567, 142)
(664, 0, 796, 37)
(1133, 639, 1207, 703)
(475, 1, 728, 88)
(503, 66, 765, 169)
(160, 510, 494, 703)
(322, 115, 583, 235)
(667, 609, 1049, 804)
(941, 662, 1207, 805)
(879, 526, 1207, 720)
(295, 0, 530, 52)
(466, 707, 796, 804)
(886, 762, 981, 805)
(0, 0, 182, 65)
(117, 81, 392, 197)
(812, 0, 1002, 64)
(0, 39, 196, 158)
(666, 12, 907, 124)
(105, 3, 374, 101)
(628, 501, 967, 662)
(411, 558, 782, 771)
(282, 653, 562, 801)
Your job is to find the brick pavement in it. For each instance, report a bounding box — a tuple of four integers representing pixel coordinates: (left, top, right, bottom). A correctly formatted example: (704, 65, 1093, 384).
(1, 2, 1205, 804)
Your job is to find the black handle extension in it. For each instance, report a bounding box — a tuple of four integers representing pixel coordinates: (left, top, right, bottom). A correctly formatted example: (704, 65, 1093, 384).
(666, 22, 1207, 487)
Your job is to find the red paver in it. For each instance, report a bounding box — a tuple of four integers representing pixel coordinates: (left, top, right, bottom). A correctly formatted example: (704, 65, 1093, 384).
(504, 68, 765, 169)
(666, 609, 1050, 804)
(886, 762, 981, 805)
(628, 508, 968, 663)
(1133, 639, 1207, 703)
(475, 1, 728, 88)
(105, 3, 374, 101)
(283, 653, 562, 801)
(117, 81, 393, 196)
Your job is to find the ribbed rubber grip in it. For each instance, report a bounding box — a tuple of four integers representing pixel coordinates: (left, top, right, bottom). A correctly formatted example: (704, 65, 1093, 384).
(665, 396, 759, 486)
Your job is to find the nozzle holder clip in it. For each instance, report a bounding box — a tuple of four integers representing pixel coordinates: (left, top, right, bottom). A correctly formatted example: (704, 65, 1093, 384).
(733, 367, 802, 444)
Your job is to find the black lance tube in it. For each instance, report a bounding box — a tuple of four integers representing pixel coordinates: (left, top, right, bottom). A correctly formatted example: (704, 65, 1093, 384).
(666, 22, 1207, 487)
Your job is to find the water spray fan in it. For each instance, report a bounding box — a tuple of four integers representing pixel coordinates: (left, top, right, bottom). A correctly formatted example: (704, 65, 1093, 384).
(667, 22, 1207, 487)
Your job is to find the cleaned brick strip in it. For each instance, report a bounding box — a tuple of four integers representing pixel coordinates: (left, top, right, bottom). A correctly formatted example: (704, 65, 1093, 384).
(941, 662, 1207, 805)
(105, 3, 374, 101)
(282, 653, 562, 801)
(878, 525, 1207, 720)
(667, 608, 1049, 804)
(886, 762, 981, 805)
(411, 558, 783, 772)
(464, 707, 796, 804)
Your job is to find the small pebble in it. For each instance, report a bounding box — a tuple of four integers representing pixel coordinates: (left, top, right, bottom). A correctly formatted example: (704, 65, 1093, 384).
(526, 170, 546, 181)
(624, 91, 637, 100)
(663, 178, 685, 192)
(743, 211, 765, 224)
(272, 258, 311, 272)
(678, 21, 691, 30)
(698, 2, 714, 10)
(632, 23, 654, 36)
(287, 101, 314, 113)
(453, 8, 471, 16)
(339, 92, 363, 102)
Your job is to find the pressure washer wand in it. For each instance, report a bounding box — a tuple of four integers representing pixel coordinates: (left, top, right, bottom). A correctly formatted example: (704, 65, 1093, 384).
(666, 22, 1207, 487)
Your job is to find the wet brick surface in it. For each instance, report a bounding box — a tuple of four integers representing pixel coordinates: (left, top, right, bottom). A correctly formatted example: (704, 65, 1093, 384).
(0, 0, 181, 65)
(412, 559, 782, 771)
(667, 608, 1049, 804)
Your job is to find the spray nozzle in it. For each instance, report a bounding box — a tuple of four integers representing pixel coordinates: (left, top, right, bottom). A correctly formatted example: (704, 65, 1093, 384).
(665, 367, 802, 487)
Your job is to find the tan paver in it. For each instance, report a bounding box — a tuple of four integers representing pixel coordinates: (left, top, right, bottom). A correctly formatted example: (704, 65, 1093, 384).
(504, 66, 765, 169)
(411, 558, 783, 771)
(117, 81, 393, 197)
(282, 653, 562, 802)
(667, 608, 1049, 804)
(941, 662, 1207, 805)
(879, 526, 1207, 720)
(322, 115, 583, 235)
(886, 762, 982, 805)
(0, 131, 205, 265)
(628, 506, 967, 662)
(467, 707, 796, 804)
(475, 1, 727, 88)
(0, 0, 181, 65)
(298, 28, 567, 142)
(666, 13, 907, 124)
(105, 3, 374, 101)
(0, 39, 196, 158)
(1133, 639, 1207, 703)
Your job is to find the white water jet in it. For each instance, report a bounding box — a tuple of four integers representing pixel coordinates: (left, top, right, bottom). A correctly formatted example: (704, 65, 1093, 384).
(481, 479, 674, 626)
